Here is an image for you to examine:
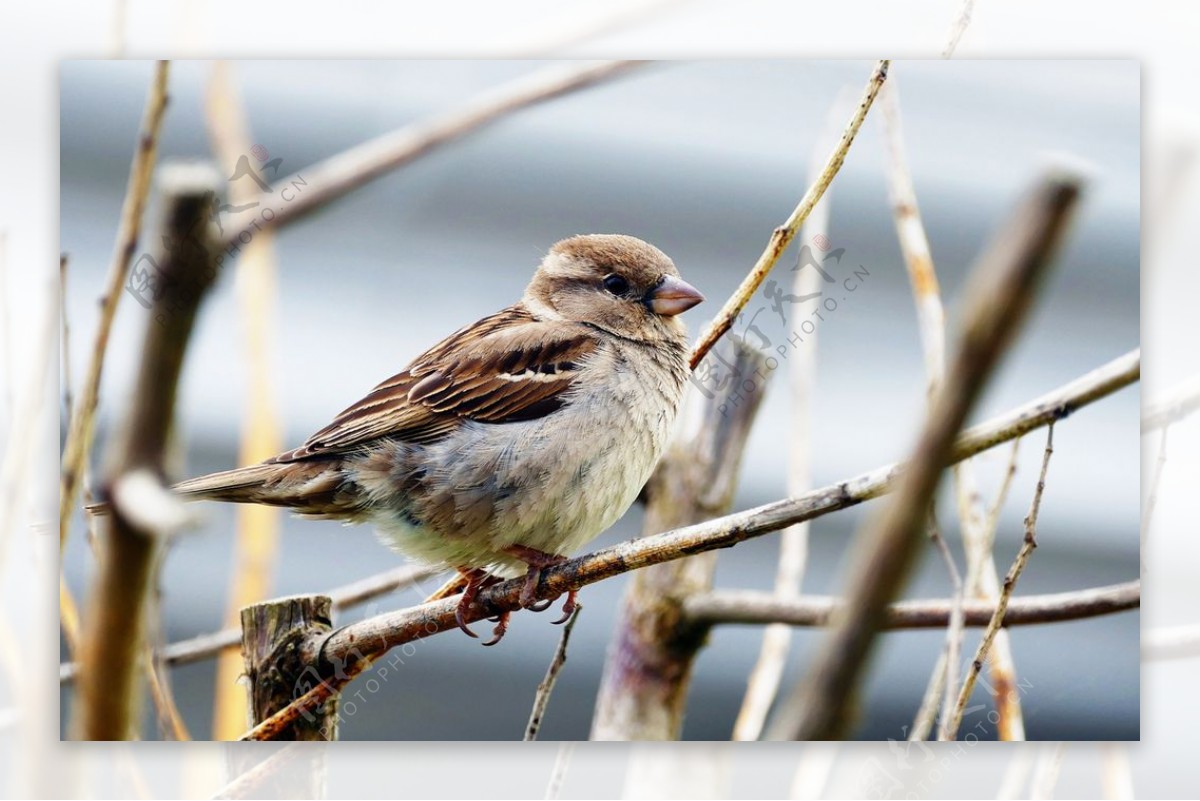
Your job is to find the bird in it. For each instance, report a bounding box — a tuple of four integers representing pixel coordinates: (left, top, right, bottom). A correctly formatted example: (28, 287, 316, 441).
(162, 234, 704, 645)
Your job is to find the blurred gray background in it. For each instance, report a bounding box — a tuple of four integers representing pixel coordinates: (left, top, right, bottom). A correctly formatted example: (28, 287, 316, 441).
(59, 60, 1139, 741)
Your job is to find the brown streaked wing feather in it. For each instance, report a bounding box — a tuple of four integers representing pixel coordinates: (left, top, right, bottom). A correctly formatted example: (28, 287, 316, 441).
(270, 305, 599, 462)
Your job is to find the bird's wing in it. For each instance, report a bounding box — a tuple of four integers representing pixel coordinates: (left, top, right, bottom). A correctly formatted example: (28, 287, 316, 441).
(270, 305, 599, 462)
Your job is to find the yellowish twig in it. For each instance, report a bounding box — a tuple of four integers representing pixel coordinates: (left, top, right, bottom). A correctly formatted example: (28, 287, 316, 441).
(144, 646, 191, 740)
(59, 61, 170, 552)
(204, 60, 286, 742)
(689, 59, 890, 370)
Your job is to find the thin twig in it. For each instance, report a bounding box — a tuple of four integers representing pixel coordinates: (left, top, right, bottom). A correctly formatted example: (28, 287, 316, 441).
(768, 168, 1085, 741)
(524, 605, 582, 741)
(59, 61, 170, 553)
(733, 88, 844, 742)
(143, 646, 190, 740)
(235, 349, 1131, 741)
(59, 562, 440, 684)
(931, 518, 965, 739)
(689, 59, 890, 370)
(218, 61, 645, 250)
(945, 425, 1055, 740)
(682, 580, 1138, 628)
(983, 439, 1022, 550)
(60, 254, 73, 421)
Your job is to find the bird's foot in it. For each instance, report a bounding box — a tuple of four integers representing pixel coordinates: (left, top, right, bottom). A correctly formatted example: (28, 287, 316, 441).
(453, 568, 502, 640)
(552, 590, 579, 625)
(482, 611, 510, 647)
(504, 545, 576, 621)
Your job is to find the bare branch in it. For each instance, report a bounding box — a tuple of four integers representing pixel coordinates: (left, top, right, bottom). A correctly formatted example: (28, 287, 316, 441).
(524, 605, 582, 741)
(72, 163, 222, 740)
(689, 59, 890, 370)
(945, 425, 1056, 740)
(218, 61, 645, 250)
(59, 61, 170, 552)
(683, 581, 1138, 629)
(59, 563, 441, 684)
(767, 167, 1086, 741)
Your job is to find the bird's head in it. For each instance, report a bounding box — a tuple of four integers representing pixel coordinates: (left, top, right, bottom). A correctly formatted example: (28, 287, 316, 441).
(525, 234, 704, 344)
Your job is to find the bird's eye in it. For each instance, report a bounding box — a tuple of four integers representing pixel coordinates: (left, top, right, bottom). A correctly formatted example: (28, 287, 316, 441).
(603, 274, 629, 296)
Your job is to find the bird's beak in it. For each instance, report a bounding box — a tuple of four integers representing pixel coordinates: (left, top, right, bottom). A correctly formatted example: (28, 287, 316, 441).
(647, 275, 705, 316)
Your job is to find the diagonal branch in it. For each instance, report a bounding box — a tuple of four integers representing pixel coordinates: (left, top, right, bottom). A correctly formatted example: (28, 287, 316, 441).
(689, 59, 890, 370)
(217, 60, 646, 250)
(944, 425, 1056, 739)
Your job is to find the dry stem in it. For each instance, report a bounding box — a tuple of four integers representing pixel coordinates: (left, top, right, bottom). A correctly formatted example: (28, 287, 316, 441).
(523, 605, 582, 741)
(682, 580, 1138, 628)
(689, 59, 890, 370)
(944, 425, 1056, 740)
(59, 61, 170, 552)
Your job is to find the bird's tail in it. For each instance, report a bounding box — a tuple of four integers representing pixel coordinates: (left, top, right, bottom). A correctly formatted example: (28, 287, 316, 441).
(86, 460, 352, 519)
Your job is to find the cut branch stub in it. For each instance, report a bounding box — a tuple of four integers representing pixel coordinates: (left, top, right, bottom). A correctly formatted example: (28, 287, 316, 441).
(240, 595, 337, 741)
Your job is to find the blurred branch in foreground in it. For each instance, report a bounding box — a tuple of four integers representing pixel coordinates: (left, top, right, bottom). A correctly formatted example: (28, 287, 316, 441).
(880, 74, 1026, 740)
(767, 166, 1086, 741)
(238, 346, 1133, 740)
(73, 163, 221, 740)
(592, 341, 770, 740)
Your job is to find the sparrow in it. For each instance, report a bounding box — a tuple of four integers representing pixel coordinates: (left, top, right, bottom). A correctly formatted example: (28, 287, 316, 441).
(167, 234, 704, 645)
